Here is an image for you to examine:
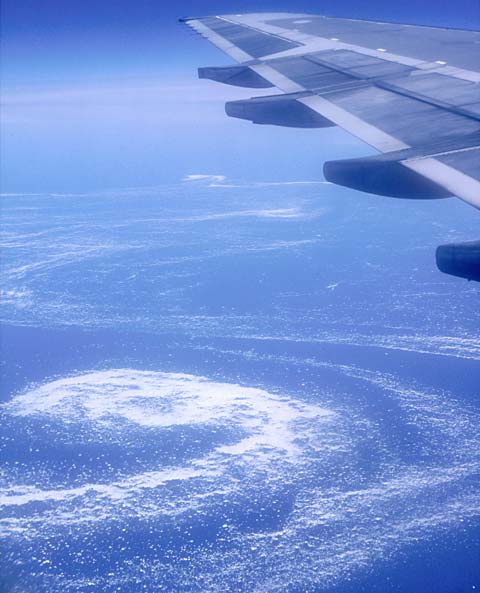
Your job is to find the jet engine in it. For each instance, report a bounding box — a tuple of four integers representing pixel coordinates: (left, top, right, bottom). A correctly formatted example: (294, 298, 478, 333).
(198, 65, 273, 88)
(436, 241, 480, 281)
(225, 93, 335, 128)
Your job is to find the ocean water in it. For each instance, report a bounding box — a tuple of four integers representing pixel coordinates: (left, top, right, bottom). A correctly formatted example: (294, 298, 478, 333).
(0, 178, 479, 592)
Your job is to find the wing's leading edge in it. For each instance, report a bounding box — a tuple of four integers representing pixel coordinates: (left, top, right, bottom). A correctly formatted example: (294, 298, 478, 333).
(181, 13, 480, 281)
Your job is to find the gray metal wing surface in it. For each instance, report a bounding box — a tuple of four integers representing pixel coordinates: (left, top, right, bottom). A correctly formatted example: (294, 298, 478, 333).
(181, 13, 480, 280)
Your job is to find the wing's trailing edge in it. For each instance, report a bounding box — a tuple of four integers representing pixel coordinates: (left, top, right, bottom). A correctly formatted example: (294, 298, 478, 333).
(181, 13, 480, 280)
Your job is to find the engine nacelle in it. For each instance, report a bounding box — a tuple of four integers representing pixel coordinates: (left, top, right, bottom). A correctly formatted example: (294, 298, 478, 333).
(324, 154, 451, 199)
(225, 93, 335, 128)
(198, 66, 273, 88)
(436, 241, 480, 281)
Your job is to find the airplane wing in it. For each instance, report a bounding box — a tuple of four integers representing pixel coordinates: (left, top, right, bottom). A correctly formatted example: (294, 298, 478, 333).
(180, 13, 480, 280)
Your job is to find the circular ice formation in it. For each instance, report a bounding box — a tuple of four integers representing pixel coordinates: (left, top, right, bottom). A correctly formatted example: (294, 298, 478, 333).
(1, 368, 480, 593)
(5, 369, 335, 457)
(1, 370, 348, 524)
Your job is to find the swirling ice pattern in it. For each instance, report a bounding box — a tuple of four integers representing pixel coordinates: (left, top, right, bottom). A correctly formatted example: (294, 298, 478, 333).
(1, 368, 479, 592)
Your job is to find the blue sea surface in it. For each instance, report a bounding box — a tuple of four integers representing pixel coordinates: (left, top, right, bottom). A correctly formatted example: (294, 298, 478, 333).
(1, 179, 479, 592)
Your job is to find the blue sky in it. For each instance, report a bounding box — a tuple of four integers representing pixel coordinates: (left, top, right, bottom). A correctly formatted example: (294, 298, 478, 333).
(1, 0, 479, 193)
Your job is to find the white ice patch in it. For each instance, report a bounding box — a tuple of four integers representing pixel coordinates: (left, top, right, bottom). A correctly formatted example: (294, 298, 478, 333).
(243, 331, 480, 361)
(0, 288, 33, 309)
(186, 208, 303, 220)
(182, 174, 330, 189)
(182, 174, 227, 184)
